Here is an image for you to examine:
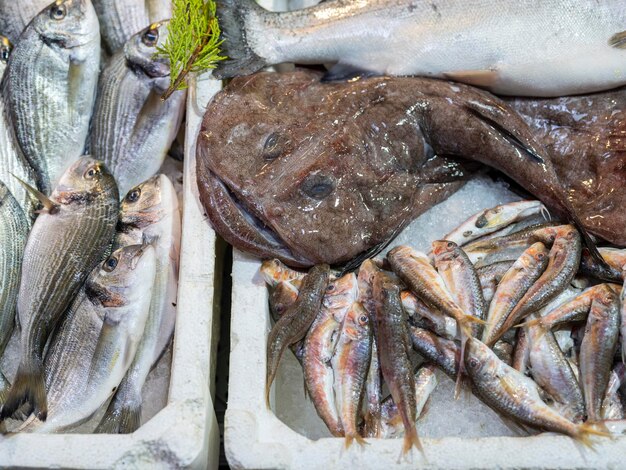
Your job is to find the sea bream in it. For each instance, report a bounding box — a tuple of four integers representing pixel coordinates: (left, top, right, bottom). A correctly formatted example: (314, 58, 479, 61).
(215, 0, 626, 97)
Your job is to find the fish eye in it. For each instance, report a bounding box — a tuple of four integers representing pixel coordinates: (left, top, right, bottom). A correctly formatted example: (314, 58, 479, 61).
(103, 256, 118, 272)
(301, 174, 335, 200)
(142, 27, 159, 47)
(468, 358, 479, 369)
(447, 242, 454, 248)
(536, 253, 545, 260)
(0, 40, 11, 64)
(84, 165, 101, 180)
(359, 315, 369, 324)
(50, 4, 67, 20)
(125, 188, 141, 203)
(262, 132, 281, 161)
(326, 284, 335, 292)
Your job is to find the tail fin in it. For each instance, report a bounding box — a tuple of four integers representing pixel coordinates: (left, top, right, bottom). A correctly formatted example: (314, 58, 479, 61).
(94, 403, 121, 434)
(576, 422, 611, 448)
(213, 0, 268, 79)
(402, 425, 423, 454)
(118, 405, 142, 434)
(515, 317, 542, 329)
(0, 372, 9, 405)
(0, 362, 47, 422)
(345, 433, 368, 449)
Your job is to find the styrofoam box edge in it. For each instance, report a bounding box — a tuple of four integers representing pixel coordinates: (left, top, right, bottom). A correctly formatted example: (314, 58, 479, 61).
(0, 73, 221, 469)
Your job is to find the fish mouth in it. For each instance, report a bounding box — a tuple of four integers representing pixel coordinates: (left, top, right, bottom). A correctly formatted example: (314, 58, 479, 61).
(197, 169, 315, 268)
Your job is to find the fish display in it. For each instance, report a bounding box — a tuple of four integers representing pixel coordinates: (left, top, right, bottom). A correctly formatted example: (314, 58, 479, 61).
(197, 69, 625, 267)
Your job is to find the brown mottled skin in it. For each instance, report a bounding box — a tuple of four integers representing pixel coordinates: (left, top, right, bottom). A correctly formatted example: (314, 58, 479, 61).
(197, 69, 624, 267)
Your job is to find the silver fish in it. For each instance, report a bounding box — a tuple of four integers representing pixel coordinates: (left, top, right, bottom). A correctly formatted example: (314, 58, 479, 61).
(0, 0, 52, 43)
(601, 364, 625, 421)
(93, 0, 172, 54)
(95, 175, 181, 434)
(91, 21, 186, 196)
(2, 0, 101, 194)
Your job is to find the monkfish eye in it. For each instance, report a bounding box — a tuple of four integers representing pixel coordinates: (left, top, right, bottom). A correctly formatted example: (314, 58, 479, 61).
(142, 27, 159, 47)
(50, 4, 67, 21)
(262, 132, 281, 161)
(103, 256, 118, 272)
(301, 174, 335, 200)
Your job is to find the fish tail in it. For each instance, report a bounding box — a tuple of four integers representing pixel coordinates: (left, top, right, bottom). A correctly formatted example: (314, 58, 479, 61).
(94, 408, 121, 434)
(402, 425, 423, 454)
(118, 405, 142, 434)
(214, 0, 268, 79)
(345, 433, 368, 448)
(515, 317, 541, 329)
(464, 315, 487, 326)
(576, 422, 611, 448)
(455, 330, 469, 399)
(0, 361, 47, 422)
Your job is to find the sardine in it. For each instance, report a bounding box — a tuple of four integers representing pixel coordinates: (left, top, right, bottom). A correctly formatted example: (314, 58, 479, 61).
(601, 364, 626, 421)
(332, 302, 372, 447)
(266, 264, 329, 407)
(303, 273, 358, 437)
(0, 0, 52, 43)
(477, 261, 514, 304)
(373, 271, 421, 454)
(95, 175, 181, 434)
(579, 289, 620, 422)
(91, 22, 186, 196)
(0, 157, 119, 422)
(19, 244, 156, 433)
(93, 0, 172, 54)
(2, 0, 101, 194)
(215, 0, 626, 97)
(409, 326, 459, 380)
(481, 242, 549, 347)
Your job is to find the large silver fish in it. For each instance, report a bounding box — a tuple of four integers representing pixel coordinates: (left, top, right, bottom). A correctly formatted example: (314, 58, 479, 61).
(95, 175, 180, 434)
(215, 0, 626, 97)
(91, 21, 185, 197)
(0, 0, 52, 43)
(0, 157, 119, 422)
(2, 0, 101, 194)
(93, 0, 172, 54)
(17, 244, 156, 433)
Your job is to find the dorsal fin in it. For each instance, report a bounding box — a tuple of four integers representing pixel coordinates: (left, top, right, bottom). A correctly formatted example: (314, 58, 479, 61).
(11, 173, 59, 214)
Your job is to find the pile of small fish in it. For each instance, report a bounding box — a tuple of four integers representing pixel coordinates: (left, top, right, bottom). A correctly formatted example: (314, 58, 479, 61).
(261, 200, 626, 453)
(0, 0, 183, 434)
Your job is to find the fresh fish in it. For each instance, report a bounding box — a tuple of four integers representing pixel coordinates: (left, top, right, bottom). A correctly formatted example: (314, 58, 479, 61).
(492, 340, 514, 366)
(261, 259, 306, 288)
(432, 240, 486, 337)
(266, 264, 329, 407)
(495, 226, 582, 343)
(197, 70, 605, 267)
(579, 288, 620, 422)
(477, 261, 514, 304)
(441, 201, 546, 247)
(0, 0, 52, 43)
(91, 21, 186, 196)
(526, 322, 585, 423)
(409, 326, 459, 380)
(465, 337, 604, 443)
(19, 244, 156, 433)
(580, 248, 626, 283)
(380, 365, 438, 439)
(601, 364, 626, 421)
(332, 302, 372, 447)
(93, 0, 172, 54)
(303, 273, 358, 437)
(401, 291, 457, 340)
(481, 242, 549, 347)
(216, 0, 626, 97)
(373, 271, 421, 454)
(95, 175, 181, 434)
(0, 157, 119, 422)
(512, 327, 530, 373)
(269, 281, 300, 323)
(2, 0, 101, 194)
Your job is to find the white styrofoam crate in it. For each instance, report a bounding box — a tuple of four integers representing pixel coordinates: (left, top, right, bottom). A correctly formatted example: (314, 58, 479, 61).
(0, 74, 222, 469)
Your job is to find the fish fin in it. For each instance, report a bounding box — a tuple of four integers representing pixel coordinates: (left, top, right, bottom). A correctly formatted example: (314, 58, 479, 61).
(0, 362, 47, 422)
(118, 405, 142, 434)
(608, 31, 626, 49)
(515, 317, 541, 329)
(443, 69, 499, 89)
(577, 422, 611, 448)
(11, 173, 58, 214)
(322, 63, 380, 83)
(345, 433, 368, 448)
(464, 315, 486, 326)
(213, 0, 268, 79)
(94, 405, 121, 434)
(388, 413, 403, 427)
(402, 425, 423, 454)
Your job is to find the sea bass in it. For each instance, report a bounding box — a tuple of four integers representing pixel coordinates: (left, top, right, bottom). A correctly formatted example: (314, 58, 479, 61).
(215, 0, 626, 97)
(0, 157, 119, 422)
(91, 22, 186, 196)
(196, 70, 613, 267)
(2, 0, 101, 194)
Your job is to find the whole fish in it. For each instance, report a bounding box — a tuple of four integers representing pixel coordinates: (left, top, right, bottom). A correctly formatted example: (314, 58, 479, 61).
(441, 201, 545, 247)
(197, 70, 608, 267)
(579, 289, 620, 422)
(332, 302, 372, 447)
(373, 271, 421, 454)
(0, 157, 119, 422)
(91, 22, 186, 196)
(215, 0, 626, 97)
(93, 0, 172, 54)
(601, 364, 626, 421)
(303, 273, 358, 437)
(2, 0, 100, 194)
(95, 175, 181, 434)
(481, 242, 549, 347)
(266, 264, 329, 407)
(0, 0, 52, 43)
(465, 337, 604, 444)
(19, 244, 156, 433)
(409, 326, 459, 380)
(580, 248, 626, 283)
(476, 261, 514, 304)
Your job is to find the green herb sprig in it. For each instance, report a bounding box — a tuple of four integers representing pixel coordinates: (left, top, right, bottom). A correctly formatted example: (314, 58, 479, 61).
(158, 0, 225, 100)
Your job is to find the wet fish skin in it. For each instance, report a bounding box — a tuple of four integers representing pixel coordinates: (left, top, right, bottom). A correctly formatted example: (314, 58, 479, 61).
(512, 327, 530, 373)
(579, 289, 620, 422)
(91, 21, 186, 196)
(601, 364, 626, 421)
(373, 271, 421, 453)
(409, 326, 459, 380)
(3, 0, 101, 194)
(0, 157, 119, 422)
(0, 0, 52, 43)
(481, 242, 549, 347)
(477, 261, 514, 304)
(269, 281, 300, 323)
(303, 273, 358, 437)
(332, 302, 372, 447)
(93, 0, 172, 54)
(265, 264, 330, 407)
(579, 247, 626, 283)
(401, 291, 457, 340)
